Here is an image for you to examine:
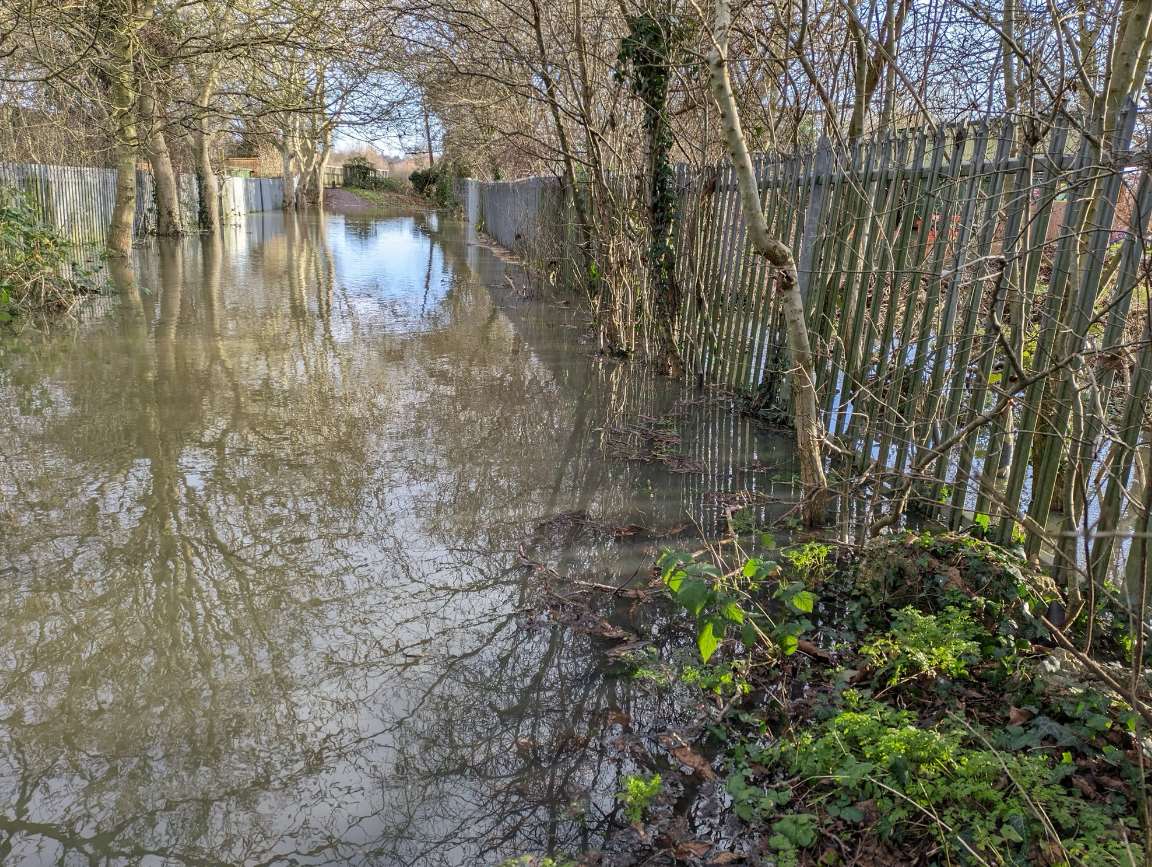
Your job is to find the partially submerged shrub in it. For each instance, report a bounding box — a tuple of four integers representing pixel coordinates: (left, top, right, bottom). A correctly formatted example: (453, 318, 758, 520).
(410, 161, 465, 207)
(617, 773, 662, 824)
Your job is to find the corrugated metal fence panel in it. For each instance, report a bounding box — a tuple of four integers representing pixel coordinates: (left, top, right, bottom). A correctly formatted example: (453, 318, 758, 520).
(0, 162, 288, 244)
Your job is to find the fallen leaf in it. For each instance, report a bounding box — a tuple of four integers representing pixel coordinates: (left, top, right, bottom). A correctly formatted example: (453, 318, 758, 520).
(589, 619, 634, 641)
(797, 638, 833, 661)
(1008, 706, 1033, 726)
(708, 854, 744, 865)
(604, 640, 650, 660)
(602, 709, 631, 727)
(1070, 775, 1099, 799)
(659, 734, 718, 780)
(673, 841, 711, 859)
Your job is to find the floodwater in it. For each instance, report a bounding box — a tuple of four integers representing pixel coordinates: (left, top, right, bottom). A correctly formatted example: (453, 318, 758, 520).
(0, 208, 796, 866)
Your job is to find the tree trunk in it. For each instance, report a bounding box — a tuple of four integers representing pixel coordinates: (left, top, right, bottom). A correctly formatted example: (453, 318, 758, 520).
(194, 66, 221, 232)
(139, 78, 182, 236)
(423, 102, 435, 168)
(708, 0, 828, 525)
(1102, 0, 1152, 147)
(107, 39, 137, 258)
(195, 128, 219, 232)
(281, 145, 299, 209)
(527, 0, 598, 313)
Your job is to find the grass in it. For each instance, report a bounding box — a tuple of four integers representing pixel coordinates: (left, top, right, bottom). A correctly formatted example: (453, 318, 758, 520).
(342, 182, 429, 208)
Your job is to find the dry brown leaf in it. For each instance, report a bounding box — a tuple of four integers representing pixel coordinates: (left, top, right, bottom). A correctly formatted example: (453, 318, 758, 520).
(797, 638, 833, 661)
(707, 853, 744, 865)
(1008, 706, 1033, 725)
(673, 840, 711, 859)
(1070, 775, 1099, 799)
(659, 735, 718, 780)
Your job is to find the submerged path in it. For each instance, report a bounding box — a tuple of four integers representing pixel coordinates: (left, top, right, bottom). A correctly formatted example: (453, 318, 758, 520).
(0, 207, 794, 865)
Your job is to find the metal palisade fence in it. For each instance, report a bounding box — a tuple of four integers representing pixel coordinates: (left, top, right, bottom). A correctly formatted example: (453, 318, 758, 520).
(460, 108, 1152, 580)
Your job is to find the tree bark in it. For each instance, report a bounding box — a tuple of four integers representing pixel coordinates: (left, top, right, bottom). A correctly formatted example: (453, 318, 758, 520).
(423, 101, 435, 168)
(1103, 0, 1152, 147)
(139, 77, 183, 236)
(107, 32, 138, 258)
(708, 0, 828, 525)
(195, 66, 221, 232)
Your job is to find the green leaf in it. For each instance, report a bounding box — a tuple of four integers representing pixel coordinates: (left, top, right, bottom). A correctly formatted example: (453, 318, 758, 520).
(742, 559, 759, 578)
(1000, 824, 1024, 843)
(659, 550, 692, 579)
(676, 579, 711, 616)
(721, 600, 745, 623)
(778, 633, 799, 655)
(790, 590, 816, 613)
(697, 619, 720, 662)
(740, 621, 758, 647)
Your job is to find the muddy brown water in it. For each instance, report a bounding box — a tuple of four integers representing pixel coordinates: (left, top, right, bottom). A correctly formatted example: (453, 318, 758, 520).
(0, 208, 797, 866)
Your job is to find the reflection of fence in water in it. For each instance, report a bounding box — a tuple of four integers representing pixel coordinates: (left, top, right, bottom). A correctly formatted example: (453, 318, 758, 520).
(459, 111, 1152, 577)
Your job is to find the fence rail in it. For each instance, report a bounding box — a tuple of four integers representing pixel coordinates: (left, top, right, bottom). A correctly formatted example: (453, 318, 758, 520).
(0, 162, 286, 246)
(459, 112, 1152, 580)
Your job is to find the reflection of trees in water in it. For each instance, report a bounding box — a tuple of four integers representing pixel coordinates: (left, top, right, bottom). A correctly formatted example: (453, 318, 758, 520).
(0, 212, 765, 865)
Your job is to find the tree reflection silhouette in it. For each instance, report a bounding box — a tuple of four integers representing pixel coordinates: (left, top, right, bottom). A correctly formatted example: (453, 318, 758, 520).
(0, 210, 789, 865)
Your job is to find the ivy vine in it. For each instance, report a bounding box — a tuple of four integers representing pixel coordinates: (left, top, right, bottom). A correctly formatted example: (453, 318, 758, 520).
(616, 10, 688, 350)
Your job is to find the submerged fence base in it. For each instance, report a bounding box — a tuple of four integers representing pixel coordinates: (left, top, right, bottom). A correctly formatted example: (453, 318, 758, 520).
(458, 115, 1152, 581)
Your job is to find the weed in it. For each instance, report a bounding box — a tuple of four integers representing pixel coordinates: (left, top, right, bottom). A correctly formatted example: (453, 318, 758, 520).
(0, 187, 99, 322)
(682, 661, 750, 697)
(618, 773, 662, 824)
(658, 550, 817, 662)
(860, 606, 983, 685)
(768, 701, 1138, 863)
(781, 541, 833, 580)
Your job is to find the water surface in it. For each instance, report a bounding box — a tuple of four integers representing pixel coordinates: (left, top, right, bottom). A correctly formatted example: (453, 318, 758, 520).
(0, 208, 795, 865)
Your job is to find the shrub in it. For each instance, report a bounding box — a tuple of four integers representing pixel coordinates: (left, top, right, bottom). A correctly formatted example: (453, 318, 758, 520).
(770, 701, 1139, 864)
(410, 162, 459, 207)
